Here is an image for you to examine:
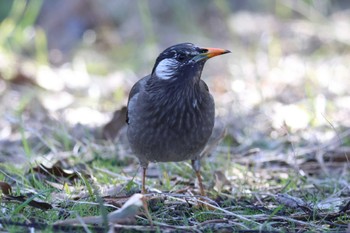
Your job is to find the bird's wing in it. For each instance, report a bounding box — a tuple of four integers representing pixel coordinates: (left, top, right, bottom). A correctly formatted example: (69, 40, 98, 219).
(200, 79, 209, 92)
(126, 75, 151, 124)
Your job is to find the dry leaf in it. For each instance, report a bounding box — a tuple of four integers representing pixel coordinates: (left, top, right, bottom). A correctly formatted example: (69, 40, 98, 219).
(340, 200, 350, 213)
(316, 197, 348, 211)
(1, 181, 52, 210)
(33, 163, 79, 180)
(275, 193, 312, 213)
(54, 194, 151, 226)
(10, 70, 37, 86)
(102, 106, 127, 140)
(200, 120, 226, 158)
(0, 181, 12, 195)
(213, 171, 231, 192)
(3, 195, 52, 210)
(108, 194, 144, 222)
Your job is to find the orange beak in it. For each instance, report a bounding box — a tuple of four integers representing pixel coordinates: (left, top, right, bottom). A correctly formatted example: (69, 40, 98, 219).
(192, 47, 231, 62)
(202, 47, 231, 58)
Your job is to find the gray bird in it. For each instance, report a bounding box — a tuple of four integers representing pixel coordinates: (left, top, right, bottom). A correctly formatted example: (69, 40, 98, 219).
(126, 43, 230, 195)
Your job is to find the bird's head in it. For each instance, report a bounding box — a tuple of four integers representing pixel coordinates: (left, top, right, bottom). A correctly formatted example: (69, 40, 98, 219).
(151, 43, 230, 82)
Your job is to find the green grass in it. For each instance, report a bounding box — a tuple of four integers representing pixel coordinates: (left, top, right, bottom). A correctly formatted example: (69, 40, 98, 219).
(1, 140, 349, 232)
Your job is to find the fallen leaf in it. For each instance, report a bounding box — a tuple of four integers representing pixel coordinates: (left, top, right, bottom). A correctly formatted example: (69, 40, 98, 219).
(0, 181, 12, 195)
(213, 171, 231, 192)
(200, 119, 226, 158)
(108, 194, 145, 222)
(54, 194, 151, 226)
(102, 106, 127, 140)
(340, 200, 350, 213)
(3, 194, 53, 210)
(316, 197, 347, 211)
(32, 163, 79, 180)
(9, 70, 38, 86)
(275, 193, 312, 213)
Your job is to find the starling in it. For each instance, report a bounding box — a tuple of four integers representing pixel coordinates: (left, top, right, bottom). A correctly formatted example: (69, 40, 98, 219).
(126, 43, 230, 195)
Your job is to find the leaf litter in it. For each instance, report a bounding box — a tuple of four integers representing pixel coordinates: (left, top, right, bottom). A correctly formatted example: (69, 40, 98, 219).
(1, 89, 349, 232)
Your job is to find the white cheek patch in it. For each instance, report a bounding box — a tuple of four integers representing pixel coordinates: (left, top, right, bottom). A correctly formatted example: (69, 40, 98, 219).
(155, 58, 179, 80)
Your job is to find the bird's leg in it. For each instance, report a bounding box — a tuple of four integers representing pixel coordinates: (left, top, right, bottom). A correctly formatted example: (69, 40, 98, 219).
(139, 165, 153, 225)
(196, 170, 205, 197)
(191, 159, 205, 196)
(142, 166, 147, 194)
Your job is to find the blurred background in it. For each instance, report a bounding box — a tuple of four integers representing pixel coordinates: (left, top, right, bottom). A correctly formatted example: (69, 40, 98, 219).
(0, 0, 349, 171)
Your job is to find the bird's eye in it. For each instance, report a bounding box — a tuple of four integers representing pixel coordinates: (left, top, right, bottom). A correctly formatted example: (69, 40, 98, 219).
(177, 54, 186, 61)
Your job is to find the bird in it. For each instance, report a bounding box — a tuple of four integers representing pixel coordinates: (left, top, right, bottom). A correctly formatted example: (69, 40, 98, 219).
(126, 43, 230, 195)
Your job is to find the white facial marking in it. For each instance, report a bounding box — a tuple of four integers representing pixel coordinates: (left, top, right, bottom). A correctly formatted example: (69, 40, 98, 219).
(155, 58, 179, 80)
